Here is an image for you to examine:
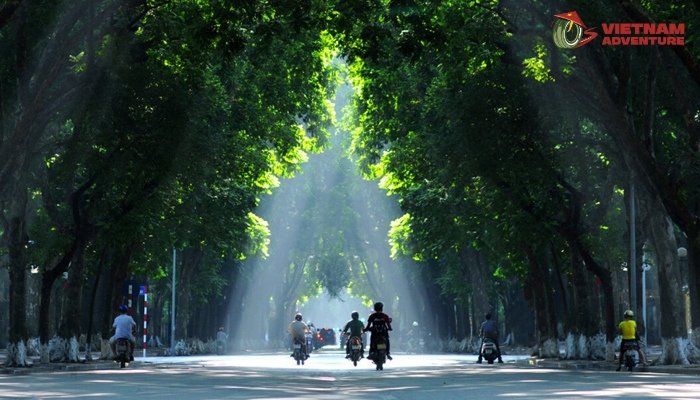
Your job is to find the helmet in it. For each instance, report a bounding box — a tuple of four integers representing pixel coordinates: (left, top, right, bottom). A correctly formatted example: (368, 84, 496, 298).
(373, 302, 384, 312)
(624, 310, 634, 317)
(413, 321, 419, 327)
(119, 305, 128, 313)
(295, 313, 303, 321)
(351, 311, 359, 319)
(219, 327, 224, 331)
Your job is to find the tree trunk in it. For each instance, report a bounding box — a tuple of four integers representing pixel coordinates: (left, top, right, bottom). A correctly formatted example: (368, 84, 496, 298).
(551, 245, 571, 328)
(458, 247, 490, 320)
(101, 244, 137, 358)
(4, 180, 30, 367)
(27, 269, 41, 337)
(84, 248, 107, 361)
(52, 241, 88, 362)
(648, 199, 690, 364)
(566, 249, 603, 360)
(503, 280, 534, 347)
(555, 219, 616, 360)
(175, 248, 202, 341)
(523, 245, 558, 358)
(686, 235, 700, 345)
(39, 246, 76, 363)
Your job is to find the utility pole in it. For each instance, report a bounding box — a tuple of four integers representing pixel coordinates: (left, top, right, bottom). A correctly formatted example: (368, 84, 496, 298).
(630, 182, 637, 314)
(171, 247, 176, 354)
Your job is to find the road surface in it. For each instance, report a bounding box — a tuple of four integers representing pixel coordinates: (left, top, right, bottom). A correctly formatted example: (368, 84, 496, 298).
(1, 351, 698, 399)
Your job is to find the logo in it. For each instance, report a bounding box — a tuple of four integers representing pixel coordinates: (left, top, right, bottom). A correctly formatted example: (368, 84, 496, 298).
(552, 12, 597, 49)
(600, 23, 684, 46)
(552, 11, 685, 48)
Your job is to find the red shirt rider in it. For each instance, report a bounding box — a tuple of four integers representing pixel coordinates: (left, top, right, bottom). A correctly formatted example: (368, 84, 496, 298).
(364, 302, 393, 359)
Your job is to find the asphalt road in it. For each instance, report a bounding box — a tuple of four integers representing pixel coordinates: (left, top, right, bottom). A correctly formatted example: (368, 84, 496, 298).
(2, 351, 699, 399)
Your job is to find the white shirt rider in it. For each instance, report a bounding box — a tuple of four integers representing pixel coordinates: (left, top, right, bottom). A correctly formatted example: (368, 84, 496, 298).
(113, 314, 136, 340)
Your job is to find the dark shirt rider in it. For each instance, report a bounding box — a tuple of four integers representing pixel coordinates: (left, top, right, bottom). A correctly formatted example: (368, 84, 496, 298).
(342, 311, 365, 358)
(364, 302, 393, 360)
(477, 313, 503, 364)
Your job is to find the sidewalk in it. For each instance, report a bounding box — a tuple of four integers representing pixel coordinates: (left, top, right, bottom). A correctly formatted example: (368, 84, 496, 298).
(518, 357, 700, 376)
(513, 345, 700, 377)
(0, 348, 164, 375)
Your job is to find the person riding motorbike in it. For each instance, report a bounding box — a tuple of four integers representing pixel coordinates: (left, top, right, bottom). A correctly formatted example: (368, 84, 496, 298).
(406, 321, 421, 352)
(364, 302, 393, 360)
(342, 311, 365, 359)
(616, 309, 649, 371)
(288, 313, 310, 359)
(477, 313, 503, 364)
(307, 321, 317, 351)
(216, 327, 228, 352)
(109, 305, 137, 361)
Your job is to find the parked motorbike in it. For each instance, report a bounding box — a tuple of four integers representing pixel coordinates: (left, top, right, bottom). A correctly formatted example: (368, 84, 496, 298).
(480, 337, 498, 364)
(621, 340, 639, 372)
(369, 336, 387, 370)
(293, 337, 307, 365)
(348, 336, 364, 367)
(114, 338, 131, 369)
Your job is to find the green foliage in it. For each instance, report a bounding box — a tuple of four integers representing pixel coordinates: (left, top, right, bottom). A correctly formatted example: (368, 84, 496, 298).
(522, 44, 554, 82)
(0, 0, 347, 342)
(3, 0, 699, 345)
(337, 0, 653, 326)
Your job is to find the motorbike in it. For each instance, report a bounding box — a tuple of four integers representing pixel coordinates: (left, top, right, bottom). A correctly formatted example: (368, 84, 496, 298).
(293, 337, 307, 365)
(621, 340, 639, 372)
(114, 338, 131, 369)
(305, 332, 314, 355)
(340, 332, 349, 350)
(480, 337, 498, 364)
(216, 339, 227, 355)
(406, 335, 425, 354)
(348, 336, 364, 367)
(369, 336, 388, 370)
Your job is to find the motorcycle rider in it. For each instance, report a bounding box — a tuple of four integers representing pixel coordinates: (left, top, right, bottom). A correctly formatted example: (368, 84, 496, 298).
(109, 304, 137, 361)
(406, 321, 421, 352)
(364, 302, 393, 360)
(307, 321, 317, 352)
(616, 309, 649, 371)
(342, 311, 365, 359)
(288, 313, 310, 359)
(216, 327, 228, 353)
(476, 313, 503, 364)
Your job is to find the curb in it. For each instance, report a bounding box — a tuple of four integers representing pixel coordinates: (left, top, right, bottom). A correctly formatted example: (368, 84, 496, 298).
(1, 360, 136, 375)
